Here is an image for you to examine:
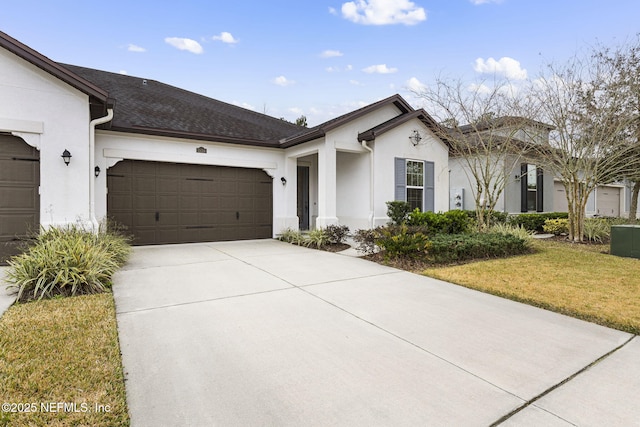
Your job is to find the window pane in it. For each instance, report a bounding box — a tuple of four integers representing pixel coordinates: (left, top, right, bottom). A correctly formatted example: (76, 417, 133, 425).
(406, 161, 424, 187)
(407, 188, 423, 211)
(527, 164, 537, 189)
(527, 190, 537, 211)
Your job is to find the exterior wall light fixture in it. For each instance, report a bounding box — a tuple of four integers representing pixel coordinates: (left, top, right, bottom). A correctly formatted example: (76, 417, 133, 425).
(409, 130, 422, 146)
(281, 177, 287, 186)
(95, 166, 101, 177)
(61, 149, 72, 166)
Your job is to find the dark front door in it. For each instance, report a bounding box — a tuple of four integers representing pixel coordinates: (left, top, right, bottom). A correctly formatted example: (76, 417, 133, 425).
(0, 135, 40, 265)
(107, 160, 272, 245)
(297, 166, 309, 230)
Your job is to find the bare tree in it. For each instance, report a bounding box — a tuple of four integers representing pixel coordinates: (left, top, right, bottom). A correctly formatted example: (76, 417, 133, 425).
(413, 77, 536, 229)
(527, 51, 639, 241)
(595, 37, 640, 219)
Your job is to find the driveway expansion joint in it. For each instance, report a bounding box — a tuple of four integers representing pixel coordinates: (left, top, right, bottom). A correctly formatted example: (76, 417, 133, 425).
(489, 334, 637, 426)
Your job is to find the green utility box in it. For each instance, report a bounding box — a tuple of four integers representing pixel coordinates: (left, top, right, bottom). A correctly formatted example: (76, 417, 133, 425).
(610, 225, 640, 259)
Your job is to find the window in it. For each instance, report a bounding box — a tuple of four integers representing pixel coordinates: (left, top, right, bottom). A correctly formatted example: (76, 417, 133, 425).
(520, 163, 544, 212)
(406, 160, 424, 211)
(526, 164, 537, 211)
(395, 157, 434, 212)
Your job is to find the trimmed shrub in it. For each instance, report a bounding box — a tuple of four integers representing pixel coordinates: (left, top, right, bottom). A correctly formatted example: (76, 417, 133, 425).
(6, 224, 131, 302)
(375, 225, 430, 259)
(386, 201, 412, 225)
(543, 218, 569, 235)
(324, 224, 350, 244)
(464, 210, 509, 226)
(509, 212, 569, 232)
(427, 233, 530, 264)
(407, 209, 472, 235)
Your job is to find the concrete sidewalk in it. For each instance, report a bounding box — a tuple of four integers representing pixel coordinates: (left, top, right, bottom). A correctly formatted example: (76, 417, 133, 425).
(112, 240, 638, 426)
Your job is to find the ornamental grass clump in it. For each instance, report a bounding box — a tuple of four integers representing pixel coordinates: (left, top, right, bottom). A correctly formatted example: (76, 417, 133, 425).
(6, 224, 131, 302)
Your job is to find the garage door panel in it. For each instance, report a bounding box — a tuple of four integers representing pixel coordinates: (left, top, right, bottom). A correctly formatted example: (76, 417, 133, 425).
(0, 213, 38, 235)
(0, 135, 39, 264)
(107, 160, 272, 245)
(0, 159, 38, 182)
(0, 187, 38, 209)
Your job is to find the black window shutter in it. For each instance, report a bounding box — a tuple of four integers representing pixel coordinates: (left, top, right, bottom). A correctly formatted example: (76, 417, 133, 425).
(520, 163, 528, 212)
(394, 158, 406, 201)
(536, 167, 544, 212)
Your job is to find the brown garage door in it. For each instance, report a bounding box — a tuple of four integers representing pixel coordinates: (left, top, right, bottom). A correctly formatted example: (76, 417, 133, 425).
(0, 135, 40, 265)
(107, 160, 273, 245)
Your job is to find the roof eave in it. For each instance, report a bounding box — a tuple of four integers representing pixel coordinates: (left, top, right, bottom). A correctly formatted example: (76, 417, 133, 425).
(0, 31, 110, 103)
(109, 126, 282, 148)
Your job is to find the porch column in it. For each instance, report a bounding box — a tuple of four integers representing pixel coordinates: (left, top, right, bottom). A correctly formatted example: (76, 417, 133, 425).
(316, 144, 338, 228)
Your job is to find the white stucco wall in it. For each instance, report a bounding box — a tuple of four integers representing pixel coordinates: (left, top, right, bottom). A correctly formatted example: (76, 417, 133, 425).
(0, 48, 93, 228)
(372, 120, 450, 226)
(336, 151, 371, 230)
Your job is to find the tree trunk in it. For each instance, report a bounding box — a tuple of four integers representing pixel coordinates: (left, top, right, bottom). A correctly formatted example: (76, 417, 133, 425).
(630, 181, 640, 220)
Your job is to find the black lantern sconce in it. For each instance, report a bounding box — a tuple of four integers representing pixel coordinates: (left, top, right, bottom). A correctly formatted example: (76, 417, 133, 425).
(61, 149, 72, 166)
(95, 166, 101, 177)
(409, 130, 422, 146)
(281, 177, 287, 186)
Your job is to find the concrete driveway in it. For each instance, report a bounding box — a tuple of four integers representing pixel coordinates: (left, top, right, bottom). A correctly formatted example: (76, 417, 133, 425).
(113, 240, 637, 426)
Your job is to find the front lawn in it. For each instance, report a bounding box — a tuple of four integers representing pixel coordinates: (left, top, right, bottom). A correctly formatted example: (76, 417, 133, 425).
(422, 239, 640, 334)
(0, 294, 129, 427)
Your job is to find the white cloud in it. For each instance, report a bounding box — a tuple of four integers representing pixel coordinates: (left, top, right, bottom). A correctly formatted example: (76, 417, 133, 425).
(346, 64, 353, 71)
(329, 6, 338, 14)
(119, 70, 128, 75)
(341, 0, 426, 26)
(326, 67, 338, 72)
(165, 37, 204, 54)
(470, 0, 503, 4)
(212, 32, 238, 44)
(127, 44, 146, 52)
(362, 64, 398, 74)
(273, 75, 295, 86)
(406, 77, 426, 92)
(473, 57, 527, 80)
(320, 49, 343, 58)
(289, 107, 304, 115)
(349, 79, 363, 86)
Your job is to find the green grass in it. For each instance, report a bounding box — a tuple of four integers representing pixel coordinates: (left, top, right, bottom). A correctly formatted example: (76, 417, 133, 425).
(0, 294, 129, 427)
(422, 239, 640, 334)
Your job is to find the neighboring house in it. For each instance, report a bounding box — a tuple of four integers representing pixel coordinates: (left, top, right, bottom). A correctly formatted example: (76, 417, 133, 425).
(448, 117, 555, 214)
(0, 31, 450, 263)
(448, 116, 637, 217)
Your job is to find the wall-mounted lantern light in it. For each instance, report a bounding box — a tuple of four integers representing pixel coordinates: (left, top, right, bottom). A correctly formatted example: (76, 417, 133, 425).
(95, 166, 101, 177)
(409, 130, 422, 146)
(61, 149, 72, 166)
(281, 177, 287, 186)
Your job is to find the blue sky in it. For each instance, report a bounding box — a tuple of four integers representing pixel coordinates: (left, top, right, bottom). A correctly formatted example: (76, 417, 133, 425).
(2, 0, 639, 126)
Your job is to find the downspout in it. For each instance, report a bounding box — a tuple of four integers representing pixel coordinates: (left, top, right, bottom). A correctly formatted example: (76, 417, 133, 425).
(90, 108, 114, 231)
(361, 140, 374, 228)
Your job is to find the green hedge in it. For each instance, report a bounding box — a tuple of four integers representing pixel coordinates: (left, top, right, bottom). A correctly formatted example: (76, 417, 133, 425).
(428, 233, 531, 264)
(463, 210, 509, 225)
(508, 212, 569, 232)
(407, 209, 472, 235)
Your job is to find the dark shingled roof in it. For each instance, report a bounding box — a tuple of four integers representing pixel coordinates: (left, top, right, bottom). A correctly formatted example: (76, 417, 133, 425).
(279, 94, 414, 147)
(63, 64, 304, 147)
